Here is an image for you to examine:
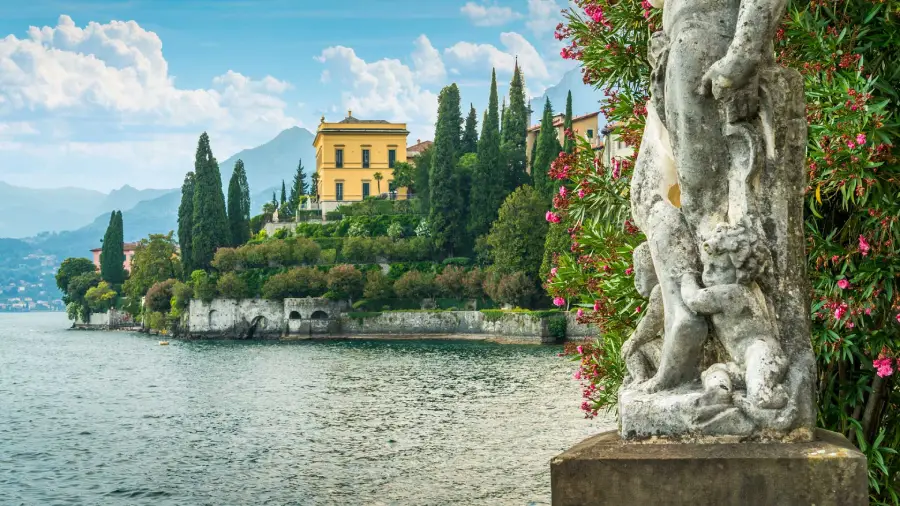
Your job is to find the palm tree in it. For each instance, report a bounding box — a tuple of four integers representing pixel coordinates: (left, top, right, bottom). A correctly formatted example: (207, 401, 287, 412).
(373, 172, 383, 195)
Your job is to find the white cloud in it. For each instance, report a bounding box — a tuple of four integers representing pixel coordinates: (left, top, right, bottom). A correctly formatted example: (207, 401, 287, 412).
(526, 0, 562, 37)
(410, 35, 446, 84)
(0, 121, 38, 137)
(315, 36, 442, 133)
(460, 2, 523, 27)
(444, 32, 549, 82)
(0, 15, 295, 132)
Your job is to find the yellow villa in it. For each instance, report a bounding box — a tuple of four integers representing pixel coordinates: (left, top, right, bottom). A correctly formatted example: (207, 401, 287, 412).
(313, 111, 410, 214)
(525, 111, 603, 169)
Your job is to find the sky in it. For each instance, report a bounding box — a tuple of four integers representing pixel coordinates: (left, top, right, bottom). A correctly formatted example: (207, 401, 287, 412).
(0, 0, 578, 192)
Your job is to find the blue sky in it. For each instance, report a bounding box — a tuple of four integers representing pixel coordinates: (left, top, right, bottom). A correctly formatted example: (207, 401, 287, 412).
(0, 0, 577, 191)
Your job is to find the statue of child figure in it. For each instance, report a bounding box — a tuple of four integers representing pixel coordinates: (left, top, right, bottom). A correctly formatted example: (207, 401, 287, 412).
(680, 219, 788, 410)
(621, 242, 664, 385)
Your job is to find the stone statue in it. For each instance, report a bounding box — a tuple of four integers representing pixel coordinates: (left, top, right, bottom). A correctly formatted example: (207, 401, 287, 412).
(618, 0, 816, 441)
(272, 208, 280, 223)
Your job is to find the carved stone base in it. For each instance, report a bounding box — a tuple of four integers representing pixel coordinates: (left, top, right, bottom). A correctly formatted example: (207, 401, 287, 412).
(618, 383, 815, 442)
(550, 429, 867, 506)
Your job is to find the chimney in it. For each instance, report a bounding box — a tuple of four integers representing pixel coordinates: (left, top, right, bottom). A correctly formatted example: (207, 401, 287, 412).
(348, 110, 352, 117)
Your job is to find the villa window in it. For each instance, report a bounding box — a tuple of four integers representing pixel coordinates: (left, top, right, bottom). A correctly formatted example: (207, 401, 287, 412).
(362, 149, 370, 168)
(388, 149, 396, 168)
(335, 148, 344, 168)
(336, 182, 344, 201)
(362, 181, 370, 199)
(587, 129, 594, 139)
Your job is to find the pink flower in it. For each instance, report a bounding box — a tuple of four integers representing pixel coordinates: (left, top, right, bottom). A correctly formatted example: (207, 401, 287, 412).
(546, 211, 561, 224)
(847, 140, 856, 150)
(635, 306, 642, 313)
(625, 267, 634, 276)
(834, 304, 848, 320)
(553, 296, 566, 307)
(559, 186, 567, 197)
(577, 189, 585, 198)
(846, 321, 855, 329)
(865, 307, 873, 316)
(896, 313, 900, 324)
(593, 300, 601, 312)
(874, 358, 894, 378)
(550, 267, 558, 276)
(856, 133, 867, 146)
(576, 308, 584, 318)
(573, 370, 582, 380)
(576, 345, 584, 354)
(859, 235, 871, 256)
(837, 279, 850, 289)
(831, 255, 840, 263)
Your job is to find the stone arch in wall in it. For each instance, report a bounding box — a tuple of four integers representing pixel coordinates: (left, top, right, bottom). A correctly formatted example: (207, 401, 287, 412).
(310, 310, 329, 320)
(246, 315, 268, 339)
(289, 310, 302, 320)
(208, 310, 217, 329)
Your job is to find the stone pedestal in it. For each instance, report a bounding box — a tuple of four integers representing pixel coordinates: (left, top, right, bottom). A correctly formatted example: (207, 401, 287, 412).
(551, 429, 867, 506)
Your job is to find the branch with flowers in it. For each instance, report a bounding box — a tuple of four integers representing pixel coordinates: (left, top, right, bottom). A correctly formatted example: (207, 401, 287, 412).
(550, 0, 900, 501)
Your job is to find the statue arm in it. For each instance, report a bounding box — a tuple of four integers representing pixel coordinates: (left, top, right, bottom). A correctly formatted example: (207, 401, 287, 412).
(699, 0, 787, 96)
(680, 273, 747, 315)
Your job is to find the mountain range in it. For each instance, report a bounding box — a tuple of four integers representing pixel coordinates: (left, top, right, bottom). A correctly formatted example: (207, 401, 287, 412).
(530, 67, 607, 130)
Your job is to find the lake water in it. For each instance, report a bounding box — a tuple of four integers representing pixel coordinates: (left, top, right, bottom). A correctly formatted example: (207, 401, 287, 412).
(0, 313, 611, 505)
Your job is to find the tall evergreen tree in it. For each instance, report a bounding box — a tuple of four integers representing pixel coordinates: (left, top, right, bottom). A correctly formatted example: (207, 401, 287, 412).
(462, 104, 479, 155)
(227, 159, 251, 247)
(533, 98, 562, 202)
(310, 172, 319, 201)
(177, 172, 195, 277)
(99, 211, 125, 286)
(288, 159, 309, 214)
(501, 61, 530, 192)
(191, 132, 230, 271)
(429, 83, 464, 256)
(468, 69, 504, 240)
(280, 180, 287, 209)
(563, 90, 575, 154)
(500, 96, 507, 134)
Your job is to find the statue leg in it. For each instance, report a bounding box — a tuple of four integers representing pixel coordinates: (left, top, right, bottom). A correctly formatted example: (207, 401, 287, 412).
(664, 29, 732, 241)
(743, 339, 789, 409)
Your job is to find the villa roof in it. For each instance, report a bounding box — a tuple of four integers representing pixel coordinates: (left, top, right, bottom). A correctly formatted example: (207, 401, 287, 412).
(336, 110, 389, 124)
(90, 242, 140, 253)
(527, 111, 600, 132)
(407, 139, 433, 155)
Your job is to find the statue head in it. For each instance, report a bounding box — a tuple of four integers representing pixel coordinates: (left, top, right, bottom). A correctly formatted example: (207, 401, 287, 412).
(633, 242, 659, 297)
(700, 219, 773, 287)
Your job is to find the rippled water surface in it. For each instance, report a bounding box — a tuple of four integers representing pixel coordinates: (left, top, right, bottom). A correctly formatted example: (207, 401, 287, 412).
(1, 313, 611, 505)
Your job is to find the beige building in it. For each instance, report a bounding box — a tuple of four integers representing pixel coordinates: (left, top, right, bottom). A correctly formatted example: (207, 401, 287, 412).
(600, 121, 635, 169)
(526, 111, 603, 168)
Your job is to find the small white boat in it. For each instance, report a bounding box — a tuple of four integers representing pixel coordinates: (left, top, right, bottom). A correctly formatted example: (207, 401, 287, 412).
(159, 341, 169, 346)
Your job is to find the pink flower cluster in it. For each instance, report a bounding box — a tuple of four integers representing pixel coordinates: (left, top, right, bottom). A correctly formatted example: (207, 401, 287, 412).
(546, 211, 561, 224)
(553, 296, 566, 307)
(859, 235, 871, 256)
(873, 357, 895, 378)
(584, 4, 612, 29)
(837, 279, 850, 289)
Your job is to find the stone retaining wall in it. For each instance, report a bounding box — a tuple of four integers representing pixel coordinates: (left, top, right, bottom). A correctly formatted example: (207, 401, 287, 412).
(182, 298, 594, 343)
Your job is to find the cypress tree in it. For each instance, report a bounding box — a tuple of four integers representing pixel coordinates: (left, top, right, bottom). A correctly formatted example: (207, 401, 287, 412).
(99, 211, 125, 286)
(310, 172, 319, 201)
(227, 159, 251, 246)
(191, 132, 230, 271)
(462, 104, 479, 155)
(280, 180, 287, 209)
(468, 69, 504, 240)
(177, 172, 195, 277)
(563, 90, 575, 154)
(533, 98, 562, 202)
(500, 96, 507, 135)
(271, 191, 277, 208)
(288, 159, 309, 214)
(429, 83, 464, 256)
(502, 61, 530, 192)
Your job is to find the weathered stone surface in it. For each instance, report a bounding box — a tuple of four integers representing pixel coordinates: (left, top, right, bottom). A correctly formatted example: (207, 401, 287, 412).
(551, 429, 867, 506)
(618, 0, 816, 439)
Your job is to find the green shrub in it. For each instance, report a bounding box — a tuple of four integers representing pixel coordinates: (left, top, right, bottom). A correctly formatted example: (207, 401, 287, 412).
(347, 311, 382, 319)
(327, 264, 365, 302)
(435, 265, 467, 299)
(547, 315, 567, 343)
(261, 267, 327, 300)
(217, 271, 251, 299)
(351, 298, 421, 311)
(348, 221, 369, 237)
(211, 247, 240, 271)
(146, 279, 177, 313)
(363, 270, 394, 299)
(442, 257, 471, 267)
(190, 270, 217, 302)
(463, 268, 486, 300)
(387, 221, 404, 240)
(319, 249, 337, 265)
(273, 227, 289, 240)
(325, 211, 342, 221)
(295, 209, 322, 222)
(393, 270, 437, 300)
(170, 281, 193, 314)
(289, 237, 321, 265)
(148, 311, 167, 331)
